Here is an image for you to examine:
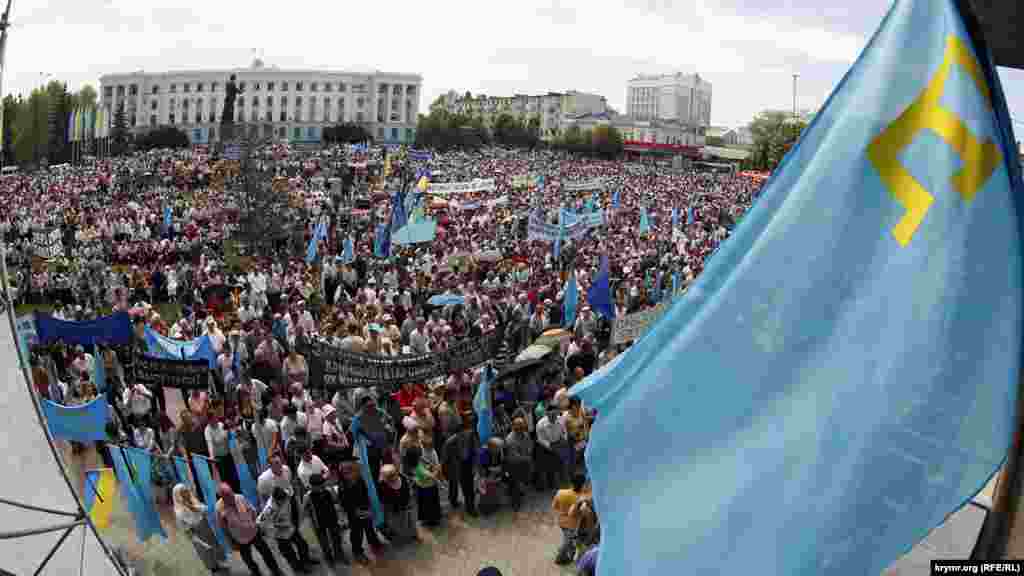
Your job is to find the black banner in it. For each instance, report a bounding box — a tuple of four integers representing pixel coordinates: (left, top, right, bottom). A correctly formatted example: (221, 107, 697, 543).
(305, 330, 502, 391)
(134, 354, 210, 390)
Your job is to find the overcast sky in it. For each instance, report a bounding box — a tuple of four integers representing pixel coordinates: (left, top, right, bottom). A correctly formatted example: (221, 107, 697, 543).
(4, 0, 1024, 132)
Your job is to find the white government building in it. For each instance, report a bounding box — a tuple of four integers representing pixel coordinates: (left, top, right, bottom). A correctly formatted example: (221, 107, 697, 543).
(99, 59, 422, 145)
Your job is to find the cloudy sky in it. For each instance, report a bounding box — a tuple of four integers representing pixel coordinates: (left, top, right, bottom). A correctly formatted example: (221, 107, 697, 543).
(5, 0, 1024, 131)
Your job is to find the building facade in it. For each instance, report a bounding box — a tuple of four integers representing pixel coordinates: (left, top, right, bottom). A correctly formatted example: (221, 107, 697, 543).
(439, 90, 608, 140)
(626, 72, 712, 129)
(99, 59, 422, 145)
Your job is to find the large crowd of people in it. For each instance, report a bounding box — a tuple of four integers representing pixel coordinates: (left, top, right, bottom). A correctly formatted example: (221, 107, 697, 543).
(15, 142, 764, 575)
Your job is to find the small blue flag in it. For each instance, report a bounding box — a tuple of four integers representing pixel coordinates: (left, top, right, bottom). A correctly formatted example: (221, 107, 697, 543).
(612, 190, 620, 208)
(687, 205, 694, 227)
(672, 207, 680, 229)
(571, 1, 1024, 574)
(562, 272, 578, 329)
(350, 416, 386, 527)
(587, 254, 615, 320)
(342, 237, 355, 263)
(639, 207, 650, 235)
(474, 365, 495, 443)
(163, 205, 172, 232)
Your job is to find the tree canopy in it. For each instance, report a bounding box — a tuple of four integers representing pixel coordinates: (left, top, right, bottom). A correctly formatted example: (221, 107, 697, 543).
(747, 109, 807, 170)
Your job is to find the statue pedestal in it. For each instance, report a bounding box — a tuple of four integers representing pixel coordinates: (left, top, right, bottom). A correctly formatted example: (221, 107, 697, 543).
(221, 122, 236, 142)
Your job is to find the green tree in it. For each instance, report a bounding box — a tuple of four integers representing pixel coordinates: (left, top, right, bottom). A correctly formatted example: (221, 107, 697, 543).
(111, 102, 129, 156)
(75, 84, 97, 110)
(748, 110, 807, 170)
(705, 135, 726, 147)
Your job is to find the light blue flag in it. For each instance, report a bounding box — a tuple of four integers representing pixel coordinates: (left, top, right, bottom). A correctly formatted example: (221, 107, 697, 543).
(108, 446, 146, 542)
(611, 190, 620, 209)
(563, 272, 579, 329)
(474, 365, 495, 443)
(163, 205, 172, 232)
(173, 456, 194, 491)
(42, 396, 109, 442)
(672, 207, 680, 229)
(192, 455, 230, 560)
(687, 205, 694, 227)
(553, 211, 564, 260)
(349, 416, 385, 527)
(125, 447, 167, 542)
(229, 432, 260, 509)
(639, 207, 650, 235)
(672, 271, 680, 295)
(587, 254, 615, 320)
(305, 222, 319, 264)
(342, 237, 355, 263)
(94, 351, 106, 393)
(570, 1, 1024, 575)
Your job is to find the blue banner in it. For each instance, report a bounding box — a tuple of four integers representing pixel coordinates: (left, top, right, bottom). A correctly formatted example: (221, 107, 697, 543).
(192, 455, 230, 559)
(42, 395, 109, 442)
(144, 326, 217, 368)
(35, 311, 132, 347)
(125, 447, 167, 542)
(571, 1, 1024, 574)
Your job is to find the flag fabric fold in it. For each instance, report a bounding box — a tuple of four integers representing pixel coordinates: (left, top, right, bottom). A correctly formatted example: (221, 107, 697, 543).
(229, 432, 260, 509)
(349, 416, 386, 527)
(192, 455, 230, 560)
(125, 447, 168, 541)
(571, 1, 1024, 574)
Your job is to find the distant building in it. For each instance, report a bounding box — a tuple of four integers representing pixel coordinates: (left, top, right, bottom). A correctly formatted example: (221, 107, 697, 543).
(99, 59, 422, 145)
(626, 72, 712, 128)
(722, 126, 754, 147)
(439, 89, 608, 140)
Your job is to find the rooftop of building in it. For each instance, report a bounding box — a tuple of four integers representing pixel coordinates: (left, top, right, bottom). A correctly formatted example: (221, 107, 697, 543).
(100, 60, 422, 82)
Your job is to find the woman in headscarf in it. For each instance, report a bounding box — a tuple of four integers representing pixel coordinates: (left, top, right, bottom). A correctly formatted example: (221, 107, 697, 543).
(173, 483, 227, 574)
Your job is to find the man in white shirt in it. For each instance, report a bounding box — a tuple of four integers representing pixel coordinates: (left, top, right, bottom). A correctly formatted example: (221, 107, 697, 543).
(409, 317, 430, 355)
(295, 447, 329, 489)
(256, 455, 293, 507)
(535, 404, 568, 490)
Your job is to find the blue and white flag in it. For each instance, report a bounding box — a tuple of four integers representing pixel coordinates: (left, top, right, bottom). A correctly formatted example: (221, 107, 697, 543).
(571, 1, 1024, 574)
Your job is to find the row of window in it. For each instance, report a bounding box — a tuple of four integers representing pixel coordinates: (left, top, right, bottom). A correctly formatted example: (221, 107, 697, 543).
(106, 81, 416, 98)
(147, 107, 413, 126)
(186, 125, 415, 143)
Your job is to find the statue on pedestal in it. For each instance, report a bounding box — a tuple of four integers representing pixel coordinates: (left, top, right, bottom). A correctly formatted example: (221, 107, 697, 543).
(221, 74, 244, 140)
